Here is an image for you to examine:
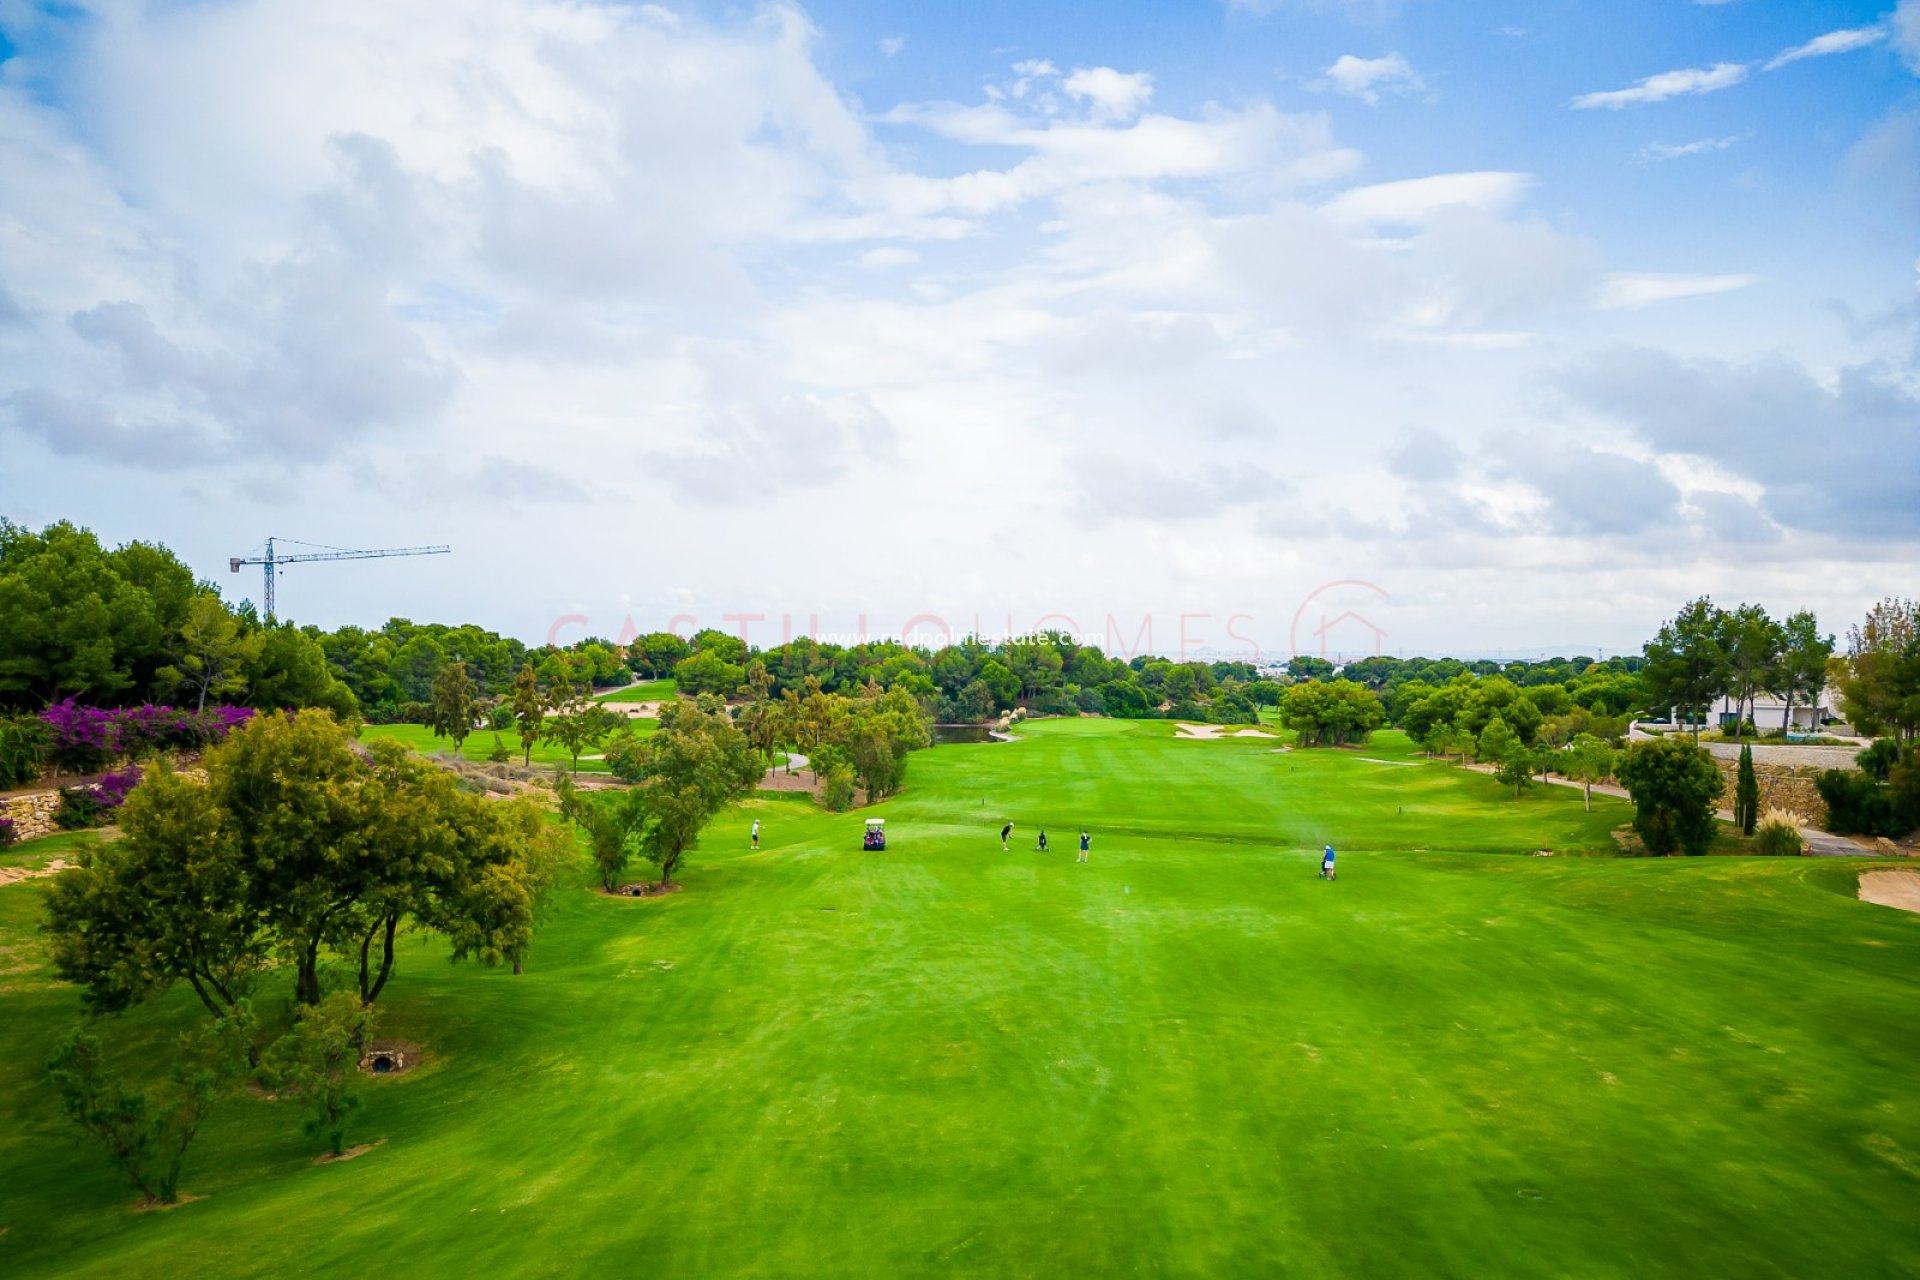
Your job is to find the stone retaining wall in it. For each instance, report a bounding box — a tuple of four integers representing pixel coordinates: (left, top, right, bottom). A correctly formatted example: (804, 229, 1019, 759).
(1714, 758, 1830, 828)
(1, 791, 64, 843)
(1, 764, 207, 846)
(1701, 740, 1864, 770)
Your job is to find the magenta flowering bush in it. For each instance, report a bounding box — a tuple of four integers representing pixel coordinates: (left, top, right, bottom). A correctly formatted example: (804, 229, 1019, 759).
(39, 700, 256, 771)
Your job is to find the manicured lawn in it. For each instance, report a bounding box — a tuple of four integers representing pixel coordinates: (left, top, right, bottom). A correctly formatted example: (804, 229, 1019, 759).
(358, 720, 655, 775)
(595, 678, 678, 704)
(1, 720, 1915, 1278)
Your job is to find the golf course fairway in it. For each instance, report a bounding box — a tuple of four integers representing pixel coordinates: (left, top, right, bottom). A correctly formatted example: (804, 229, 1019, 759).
(2, 719, 1916, 1278)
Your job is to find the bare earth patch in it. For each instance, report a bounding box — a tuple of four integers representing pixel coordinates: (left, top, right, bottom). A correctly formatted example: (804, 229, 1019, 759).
(0, 859, 72, 886)
(132, 1192, 203, 1213)
(1858, 871, 1920, 914)
(314, 1138, 387, 1165)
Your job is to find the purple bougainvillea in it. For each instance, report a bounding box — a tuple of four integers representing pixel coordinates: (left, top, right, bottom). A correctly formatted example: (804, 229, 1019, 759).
(94, 765, 144, 812)
(39, 699, 256, 770)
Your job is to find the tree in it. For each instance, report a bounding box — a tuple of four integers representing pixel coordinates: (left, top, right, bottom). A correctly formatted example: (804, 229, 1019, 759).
(1770, 609, 1834, 737)
(674, 648, 746, 697)
(1476, 716, 1534, 795)
(54, 711, 561, 1010)
(46, 1005, 254, 1206)
(1838, 598, 1920, 745)
(1286, 655, 1335, 681)
(1617, 737, 1723, 856)
(1279, 680, 1385, 746)
(261, 993, 376, 1157)
(624, 698, 764, 888)
(567, 783, 653, 892)
(548, 704, 618, 774)
(1719, 604, 1783, 743)
(840, 687, 932, 801)
(1642, 598, 1729, 740)
(0, 520, 166, 705)
(510, 664, 545, 766)
(46, 765, 268, 1019)
(1734, 743, 1759, 835)
(429, 661, 478, 757)
(1564, 734, 1616, 812)
(155, 592, 261, 712)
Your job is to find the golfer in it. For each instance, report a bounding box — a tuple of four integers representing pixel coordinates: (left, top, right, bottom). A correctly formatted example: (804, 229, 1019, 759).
(751, 819, 760, 850)
(1078, 830, 1091, 863)
(1000, 821, 1013, 851)
(1037, 829, 1049, 853)
(1321, 844, 1336, 880)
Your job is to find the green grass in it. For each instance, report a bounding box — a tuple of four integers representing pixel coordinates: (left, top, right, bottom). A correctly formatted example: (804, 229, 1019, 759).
(1, 720, 1916, 1278)
(594, 679, 678, 704)
(358, 721, 655, 775)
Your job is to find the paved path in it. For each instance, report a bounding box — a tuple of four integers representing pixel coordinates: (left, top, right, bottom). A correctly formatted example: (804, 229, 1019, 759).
(1451, 759, 1876, 857)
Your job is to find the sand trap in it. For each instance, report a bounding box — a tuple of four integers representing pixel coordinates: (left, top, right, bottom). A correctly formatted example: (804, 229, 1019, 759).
(1174, 723, 1274, 740)
(0, 858, 72, 887)
(1858, 871, 1920, 914)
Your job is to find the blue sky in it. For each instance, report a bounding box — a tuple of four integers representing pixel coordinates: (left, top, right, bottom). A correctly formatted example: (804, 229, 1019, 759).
(0, 0, 1914, 660)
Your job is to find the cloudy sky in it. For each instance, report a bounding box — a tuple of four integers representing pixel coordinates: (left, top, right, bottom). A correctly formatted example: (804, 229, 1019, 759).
(1, 0, 1915, 661)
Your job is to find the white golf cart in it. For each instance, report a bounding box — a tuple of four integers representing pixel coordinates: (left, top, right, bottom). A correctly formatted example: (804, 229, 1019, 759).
(863, 817, 887, 851)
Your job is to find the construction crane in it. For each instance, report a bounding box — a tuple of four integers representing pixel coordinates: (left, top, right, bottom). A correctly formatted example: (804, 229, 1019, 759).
(230, 537, 451, 620)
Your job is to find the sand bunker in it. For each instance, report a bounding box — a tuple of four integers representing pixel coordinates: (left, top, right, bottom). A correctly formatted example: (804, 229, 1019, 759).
(1174, 723, 1275, 741)
(1858, 871, 1920, 915)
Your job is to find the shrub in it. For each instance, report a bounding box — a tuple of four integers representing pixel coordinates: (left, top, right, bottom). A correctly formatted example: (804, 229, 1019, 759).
(1752, 809, 1805, 857)
(1858, 738, 1900, 782)
(822, 765, 857, 812)
(0, 816, 16, 848)
(1616, 737, 1723, 856)
(1815, 769, 1897, 838)
(54, 787, 106, 830)
(0, 715, 49, 788)
(487, 733, 511, 764)
(488, 703, 516, 731)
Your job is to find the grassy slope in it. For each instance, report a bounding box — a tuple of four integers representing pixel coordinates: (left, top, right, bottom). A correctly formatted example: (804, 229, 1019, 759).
(358, 721, 656, 775)
(0, 721, 1916, 1278)
(595, 679, 678, 704)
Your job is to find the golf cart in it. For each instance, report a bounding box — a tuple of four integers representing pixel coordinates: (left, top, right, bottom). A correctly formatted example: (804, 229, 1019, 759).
(863, 818, 887, 851)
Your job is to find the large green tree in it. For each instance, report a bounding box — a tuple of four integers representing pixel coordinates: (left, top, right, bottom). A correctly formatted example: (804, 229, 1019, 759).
(1642, 598, 1729, 740)
(155, 592, 262, 712)
(1838, 598, 1920, 745)
(0, 520, 168, 705)
(624, 697, 764, 888)
(1279, 679, 1385, 746)
(1770, 609, 1834, 737)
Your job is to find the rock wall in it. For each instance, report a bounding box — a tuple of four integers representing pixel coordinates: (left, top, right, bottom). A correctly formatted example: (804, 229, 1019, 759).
(1, 790, 64, 843)
(1, 764, 207, 846)
(1714, 758, 1831, 828)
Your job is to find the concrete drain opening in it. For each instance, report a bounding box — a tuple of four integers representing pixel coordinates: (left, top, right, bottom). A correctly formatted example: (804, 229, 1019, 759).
(358, 1040, 420, 1077)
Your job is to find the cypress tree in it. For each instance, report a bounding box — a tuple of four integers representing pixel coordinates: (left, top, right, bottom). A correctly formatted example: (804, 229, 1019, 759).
(1735, 743, 1759, 835)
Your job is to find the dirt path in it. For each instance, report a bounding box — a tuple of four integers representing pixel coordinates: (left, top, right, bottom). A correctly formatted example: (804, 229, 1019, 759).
(1858, 871, 1920, 914)
(0, 858, 73, 886)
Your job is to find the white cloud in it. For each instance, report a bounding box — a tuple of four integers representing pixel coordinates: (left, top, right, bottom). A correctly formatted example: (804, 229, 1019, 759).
(1595, 273, 1759, 310)
(1320, 52, 1424, 105)
(1321, 171, 1533, 227)
(1638, 135, 1743, 161)
(1896, 0, 1920, 75)
(1765, 25, 1886, 71)
(1062, 67, 1155, 121)
(879, 34, 906, 57)
(1572, 63, 1748, 110)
